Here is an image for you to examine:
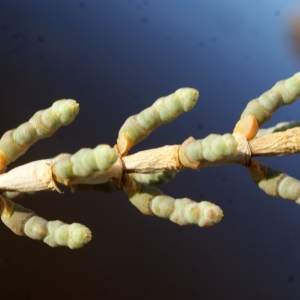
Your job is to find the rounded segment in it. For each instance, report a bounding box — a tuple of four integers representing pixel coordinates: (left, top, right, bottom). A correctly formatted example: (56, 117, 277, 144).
(117, 88, 199, 155)
(1, 202, 35, 236)
(71, 149, 96, 177)
(152, 196, 223, 227)
(273, 76, 300, 105)
(137, 107, 162, 131)
(0, 197, 91, 249)
(152, 87, 199, 121)
(240, 100, 272, 126)
(24, 215, 48, 240)
(51, 99, 80, 126)
(53, 145, 118, 179)
(248, 159, 300, 204)
(53, 155, 74, 179)
(93, 144, 119, 171)
(0, 130, 28, 162)
(0, 100, 79, 168)
(44, 221, 92, 249)
(180, 133, 237, 166)
(278, 176, 300, 204)
(119, 116, 150, 144)
(240, 72, 300, 127)
(29, 99, 79, 138)
(13, 123, 39, 147)
(122, 173, 222, 227)
(257, 89, 283, 112)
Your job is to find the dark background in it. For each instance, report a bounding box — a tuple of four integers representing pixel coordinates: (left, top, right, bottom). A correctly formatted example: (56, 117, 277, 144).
(1, 1, 300, 299)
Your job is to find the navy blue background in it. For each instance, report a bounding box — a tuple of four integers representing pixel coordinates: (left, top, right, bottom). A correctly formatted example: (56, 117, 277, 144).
(1, 1, 300, 299)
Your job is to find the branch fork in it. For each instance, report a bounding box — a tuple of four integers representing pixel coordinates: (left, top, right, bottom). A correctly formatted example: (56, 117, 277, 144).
(1, 73, 300, 248)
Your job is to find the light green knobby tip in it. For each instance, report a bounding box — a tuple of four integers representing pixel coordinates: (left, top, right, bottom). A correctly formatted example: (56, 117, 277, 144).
(51, 99, 80, 126)
(43, 221, 92, 249)
(53, 144, 118, 179)
(0, 99, 80, 164)
(151, 88, 199, 122)
(117, 88, 199, 155)
(29, 99, 79, 137)
(240, 72, 300, 126)
(249, 161, 300, 204)
(247, 159, 300, 205)
(122, 173, 223, 227)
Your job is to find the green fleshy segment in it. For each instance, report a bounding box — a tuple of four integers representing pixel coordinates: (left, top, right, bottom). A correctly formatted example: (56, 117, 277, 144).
(184, 133, 237, 163)
(248, 160, 300, 204)
(53, 145, 118, 179)
(122, 174, 223, 227)
(118, 88, 199, 148)
(241, 72, 300, 126)
(0, 99, 79, 163)
(29, 99, 79, 137)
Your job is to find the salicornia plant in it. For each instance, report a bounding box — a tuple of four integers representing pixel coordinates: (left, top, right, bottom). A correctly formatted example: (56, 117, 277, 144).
(1, 72, 300, 249)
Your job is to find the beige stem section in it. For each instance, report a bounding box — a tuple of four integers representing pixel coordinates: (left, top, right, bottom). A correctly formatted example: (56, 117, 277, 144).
(123, 145, 185, 173)
(0, 129, 299, 193)
(0, 160, 59, 192)
(123, 129, 300, 172)
(249, 127, 300, 156)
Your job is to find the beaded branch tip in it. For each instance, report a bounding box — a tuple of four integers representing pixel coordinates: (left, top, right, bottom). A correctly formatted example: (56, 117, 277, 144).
(117, 88, 199, 156)
(0, 194, 91, 249)
(121, 173, 223, 227)
(2, 72, 300, 249)
(0, 99, 79, 173)
(240, 72, 300, 126)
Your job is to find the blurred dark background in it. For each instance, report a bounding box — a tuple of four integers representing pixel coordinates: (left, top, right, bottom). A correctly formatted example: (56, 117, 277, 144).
(1, 1, 300, 299)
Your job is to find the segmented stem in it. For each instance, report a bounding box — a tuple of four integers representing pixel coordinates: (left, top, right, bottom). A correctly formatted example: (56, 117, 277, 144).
(240, 72, 300, 127)
(0, 99, 79, 172)
(117, 88, 199, 155)
(122, 173, 223, 227)
(0, 194, 91, 248)
(53, 144, 118, 180)
(179, 134, 237, 169)
(248, 159, 300, 204)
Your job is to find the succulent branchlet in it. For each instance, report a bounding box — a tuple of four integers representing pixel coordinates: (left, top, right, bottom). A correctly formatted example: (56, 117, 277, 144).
(0, 194, 91, 249)
(1, 73, 300, 249)
(122, 173, 223, 227)
(240, 72, 300, 127)
(0, 99, 79, 173)
(117, 88, 199, 156)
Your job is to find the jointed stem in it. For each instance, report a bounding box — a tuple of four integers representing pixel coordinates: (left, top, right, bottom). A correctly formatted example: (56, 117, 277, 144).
(2, 73, 300, 248)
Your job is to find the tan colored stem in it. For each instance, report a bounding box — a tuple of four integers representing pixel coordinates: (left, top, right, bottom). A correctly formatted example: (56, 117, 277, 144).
(123, 129, 300, 172)
(249, 127, 300, 156)
(0, 128, 299, 192)
(123, 145, 185, 173)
